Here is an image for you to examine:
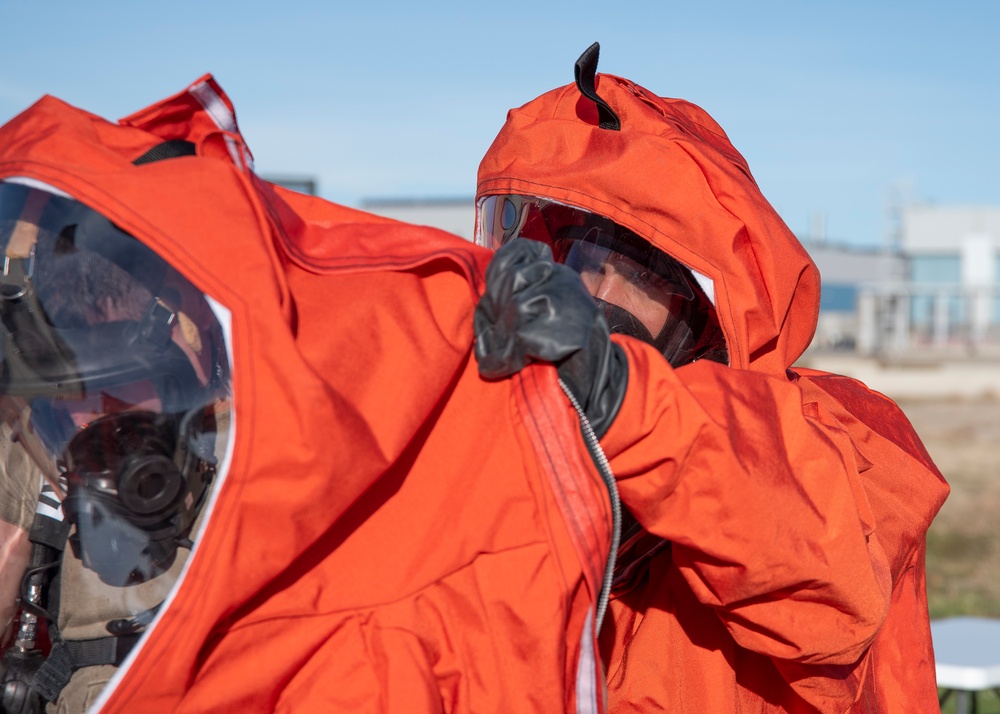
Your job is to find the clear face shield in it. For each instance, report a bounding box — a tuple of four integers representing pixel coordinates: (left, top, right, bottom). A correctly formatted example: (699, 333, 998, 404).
(0, 181, 231, 592)
(477, 194, 728, 367)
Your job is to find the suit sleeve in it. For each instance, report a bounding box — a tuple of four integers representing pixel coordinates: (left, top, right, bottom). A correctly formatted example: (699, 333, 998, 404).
(599, 337, 946, 666)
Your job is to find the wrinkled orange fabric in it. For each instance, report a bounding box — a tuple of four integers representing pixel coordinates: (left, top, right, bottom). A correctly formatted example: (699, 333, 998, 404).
(0, 77, 626, 712)
(477, 70, 950, 712)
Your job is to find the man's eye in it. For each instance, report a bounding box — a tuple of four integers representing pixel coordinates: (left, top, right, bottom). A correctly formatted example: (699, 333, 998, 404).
(614, 263, 643, 284)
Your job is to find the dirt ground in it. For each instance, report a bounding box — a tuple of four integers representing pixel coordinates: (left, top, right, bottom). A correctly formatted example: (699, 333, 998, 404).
(895, 396, 1000, 617)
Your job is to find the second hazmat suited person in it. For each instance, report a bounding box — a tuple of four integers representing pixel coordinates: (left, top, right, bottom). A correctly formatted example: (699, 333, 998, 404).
(0, 74, 622, 714)
(473, 43, 950, 713)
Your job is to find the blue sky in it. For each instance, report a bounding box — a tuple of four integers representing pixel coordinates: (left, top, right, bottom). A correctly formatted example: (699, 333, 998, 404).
(2, 0, 997, 247)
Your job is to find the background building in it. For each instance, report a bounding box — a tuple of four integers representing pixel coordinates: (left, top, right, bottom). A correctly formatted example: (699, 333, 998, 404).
(852, 206, 1000, 360)
(801, 240, 904, 353)
(359, 197, 475, 241)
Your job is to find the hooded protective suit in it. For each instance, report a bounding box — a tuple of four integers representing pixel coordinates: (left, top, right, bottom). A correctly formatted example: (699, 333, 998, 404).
(476, 46, 950, 713)
(0, 76, 634, 713)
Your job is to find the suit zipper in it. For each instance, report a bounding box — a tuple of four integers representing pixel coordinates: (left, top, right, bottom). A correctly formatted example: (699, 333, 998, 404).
(558, 379, 622, 631)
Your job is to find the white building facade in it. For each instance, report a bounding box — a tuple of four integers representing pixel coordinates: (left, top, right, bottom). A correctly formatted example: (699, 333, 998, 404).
(856, 206, 1000, 360)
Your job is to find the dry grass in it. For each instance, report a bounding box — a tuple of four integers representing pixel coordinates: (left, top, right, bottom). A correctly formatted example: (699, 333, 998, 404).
(896, 396, 1000, 619)
(894, 397, 1000, 713)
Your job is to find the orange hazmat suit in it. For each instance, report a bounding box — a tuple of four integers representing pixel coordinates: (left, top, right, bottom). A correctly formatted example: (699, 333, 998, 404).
(0, 76, 623, 713)
(476, 50, 950, 713)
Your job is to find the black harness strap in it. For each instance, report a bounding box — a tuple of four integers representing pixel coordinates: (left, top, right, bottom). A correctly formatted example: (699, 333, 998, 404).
(31, 634, 141, 703)
(17, 503, 142, 704)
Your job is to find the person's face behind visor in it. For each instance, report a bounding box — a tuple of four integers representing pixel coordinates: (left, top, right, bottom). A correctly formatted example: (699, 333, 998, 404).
(561, 240, 687, 338)
(477, 194, 729, 368)
(0, 180, 231, 588)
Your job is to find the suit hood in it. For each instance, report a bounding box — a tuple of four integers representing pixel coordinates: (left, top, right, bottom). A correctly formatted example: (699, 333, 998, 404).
(477, 57, 821, 374)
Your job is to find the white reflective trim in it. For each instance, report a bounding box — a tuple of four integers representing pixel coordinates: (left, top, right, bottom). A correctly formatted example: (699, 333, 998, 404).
(188, 80, 253, 170)
(34, 499, 62, 522)
(88, 298, 235, 714)
(690, 268, 715, 305)
(575, 605, 600, 714)
(2, 177, 71, 198)
(223, 135, 245, 172)
(188, 81, 237, 134)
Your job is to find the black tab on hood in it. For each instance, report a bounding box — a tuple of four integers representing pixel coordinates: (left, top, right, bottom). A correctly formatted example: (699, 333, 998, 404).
(574, 42, 621, 131)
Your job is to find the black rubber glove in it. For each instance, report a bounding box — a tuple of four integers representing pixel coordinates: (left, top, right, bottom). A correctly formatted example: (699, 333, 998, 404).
(474, 238, 628, 438)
